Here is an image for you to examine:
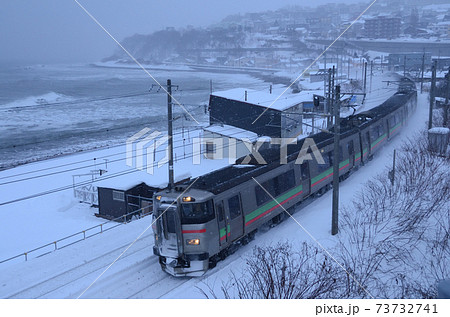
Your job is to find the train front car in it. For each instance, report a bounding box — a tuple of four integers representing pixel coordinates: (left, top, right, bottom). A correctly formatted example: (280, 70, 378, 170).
(152, 188, 217, 277)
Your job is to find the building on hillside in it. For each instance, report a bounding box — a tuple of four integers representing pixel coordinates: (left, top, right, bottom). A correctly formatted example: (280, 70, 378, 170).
(364, 16, 401, 39)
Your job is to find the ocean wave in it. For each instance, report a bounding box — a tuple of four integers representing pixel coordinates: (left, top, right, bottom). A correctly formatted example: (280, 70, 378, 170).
(0, 92, 74, 110)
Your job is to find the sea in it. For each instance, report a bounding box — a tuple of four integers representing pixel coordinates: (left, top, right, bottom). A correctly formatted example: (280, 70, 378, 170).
(0, 62, 273, 168)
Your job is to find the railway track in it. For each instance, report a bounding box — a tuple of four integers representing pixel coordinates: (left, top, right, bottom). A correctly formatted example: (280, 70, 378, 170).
(6, 234, 154, 299)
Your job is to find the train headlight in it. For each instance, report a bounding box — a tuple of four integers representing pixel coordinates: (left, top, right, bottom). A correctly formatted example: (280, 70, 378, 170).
(186, 238, 200, 245)
(156, 195, 162, 201)
(182, 196, 195, 202)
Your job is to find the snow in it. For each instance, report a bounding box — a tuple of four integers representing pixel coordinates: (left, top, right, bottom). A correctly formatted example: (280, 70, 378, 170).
(203, 124, 259, 142)
(212, 87, 316, 111)
(429, 127, 450, 134)
(0, 127, 230, 261)
(0, 87, 432, 298)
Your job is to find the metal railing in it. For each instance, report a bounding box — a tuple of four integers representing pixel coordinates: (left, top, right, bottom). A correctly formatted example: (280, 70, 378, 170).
(0, 206, 152, 266)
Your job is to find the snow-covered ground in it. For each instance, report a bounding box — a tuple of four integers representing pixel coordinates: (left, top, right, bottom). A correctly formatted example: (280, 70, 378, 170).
(0, 86, 430, 298)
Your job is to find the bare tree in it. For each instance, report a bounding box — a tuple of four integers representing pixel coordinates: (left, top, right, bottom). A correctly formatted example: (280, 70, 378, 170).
(215, 242, 341, 299)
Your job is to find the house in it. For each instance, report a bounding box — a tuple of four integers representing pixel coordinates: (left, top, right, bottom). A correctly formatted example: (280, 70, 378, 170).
(209, 87, 305, 139)
(96, 181, 158, 221)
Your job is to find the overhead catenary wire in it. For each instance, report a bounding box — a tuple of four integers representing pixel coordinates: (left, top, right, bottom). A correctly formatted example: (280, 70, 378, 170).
(0, 91, 151, 111)
(0, 121, 266, 186)
(1, 88, 378, 184)
(0, 111, 266, 183)
(0, 126, 270, 207)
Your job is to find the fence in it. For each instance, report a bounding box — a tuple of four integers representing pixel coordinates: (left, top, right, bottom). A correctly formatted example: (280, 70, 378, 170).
(0, 207, 152, 266)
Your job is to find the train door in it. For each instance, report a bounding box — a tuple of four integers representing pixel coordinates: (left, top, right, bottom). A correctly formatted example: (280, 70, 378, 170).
(157, 204, 183, 258)
(226, 194, 244, 242)
(300, 162, 310, 197)
(365, 131, 371, 158)
(215, 200, 229, 246)
(347, 139, 355, 168)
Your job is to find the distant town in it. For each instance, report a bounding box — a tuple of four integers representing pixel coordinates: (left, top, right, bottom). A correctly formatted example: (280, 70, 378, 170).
(104, 0, 450, 73)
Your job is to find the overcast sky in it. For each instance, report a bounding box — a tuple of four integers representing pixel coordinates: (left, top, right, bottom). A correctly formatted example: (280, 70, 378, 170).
(0, 0, 364, 64)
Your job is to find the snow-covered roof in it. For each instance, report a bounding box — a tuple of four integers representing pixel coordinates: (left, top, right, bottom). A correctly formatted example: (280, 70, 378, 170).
(211, 88, 316, 111)
(203, 124, 259, 142)
(95, 170, 192, 191)
(429, 127, 450, 135)
(94, 129, 231, 191)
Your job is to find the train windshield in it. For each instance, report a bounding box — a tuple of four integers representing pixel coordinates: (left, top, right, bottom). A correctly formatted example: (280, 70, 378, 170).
(180, 200, 214, 224)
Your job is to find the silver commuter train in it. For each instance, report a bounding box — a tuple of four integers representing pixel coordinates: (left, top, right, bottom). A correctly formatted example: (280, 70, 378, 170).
(152, 78, 417, 277)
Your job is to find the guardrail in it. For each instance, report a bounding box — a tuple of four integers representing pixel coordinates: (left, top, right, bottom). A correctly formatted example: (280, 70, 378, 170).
(0, 207, 152, 266)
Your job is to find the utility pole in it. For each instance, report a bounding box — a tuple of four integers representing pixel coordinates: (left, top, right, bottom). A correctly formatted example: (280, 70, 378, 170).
(331, 84, 341, 236)
(331, 66, 336, 125)
(324, 53, 327, 118)
(370, 60, 374, 93)
(428, 61, 437, 130)
(327, 68, 332, 128)
(167, 79, 175, 191)
(388, 150, 396, 186)
(380, 55, 383, 73)
(363, 62, 368, 94)
(420, 53, 425, 94)
(403, 55, 407, 77)
(444, 67, 450, 127)
(348, 58, 351, 80)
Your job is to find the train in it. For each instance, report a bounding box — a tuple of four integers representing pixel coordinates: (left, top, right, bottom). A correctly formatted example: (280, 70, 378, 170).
(152, 77, 417, 277)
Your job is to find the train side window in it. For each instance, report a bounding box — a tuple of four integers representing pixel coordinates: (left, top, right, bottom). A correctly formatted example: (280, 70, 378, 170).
(228, 195, 242, 219)
(318, 152, 332, 172)
(216, 202, 224, 222)
(286, 170, 295, 188)
(272, 176, 281, 196)
(255, 185, 270, 206)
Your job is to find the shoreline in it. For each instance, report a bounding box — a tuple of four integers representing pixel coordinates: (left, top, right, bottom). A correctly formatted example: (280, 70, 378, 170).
(1, 62, 294, 171)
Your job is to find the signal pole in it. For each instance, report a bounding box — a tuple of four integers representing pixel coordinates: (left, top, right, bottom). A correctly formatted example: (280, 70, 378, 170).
(332, 85, 341, 236)
(327, 68, 332, 128)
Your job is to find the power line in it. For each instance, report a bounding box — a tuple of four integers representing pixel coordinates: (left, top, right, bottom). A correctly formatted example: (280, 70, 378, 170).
(1, 91, 150, 111)
(0, 111, 261, 182)
(0, 122, 262, 186)
(0, 128, 264, 207)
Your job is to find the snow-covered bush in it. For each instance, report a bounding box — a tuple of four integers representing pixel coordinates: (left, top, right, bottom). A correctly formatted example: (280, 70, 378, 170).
(338, 131, 449, 298)
(217, 242, 342, 299)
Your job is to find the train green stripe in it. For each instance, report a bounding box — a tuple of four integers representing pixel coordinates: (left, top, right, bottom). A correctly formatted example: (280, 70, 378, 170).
(311, 159, 349, 185)
(245, 185, 303, 224)
(389, 122, 401, 133)
(371, 133, 387, 149)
